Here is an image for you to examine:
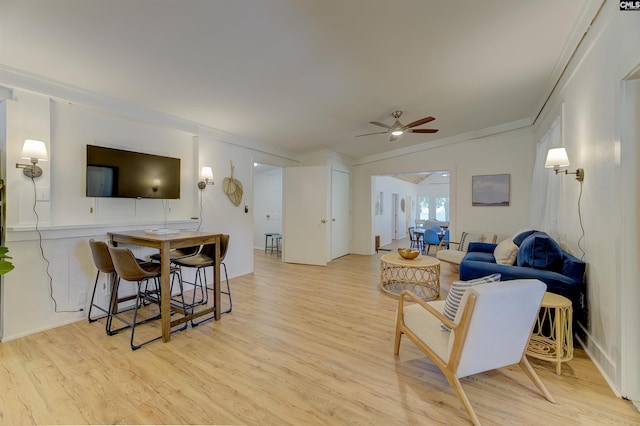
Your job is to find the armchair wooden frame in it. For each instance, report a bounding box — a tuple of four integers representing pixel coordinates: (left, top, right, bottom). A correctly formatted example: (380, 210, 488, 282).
(394, 287, 555, 425)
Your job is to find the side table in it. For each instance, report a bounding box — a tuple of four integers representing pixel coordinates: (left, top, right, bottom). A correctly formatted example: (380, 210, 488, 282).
(380, 253, 440, 300)
(527, 292, 573, 375)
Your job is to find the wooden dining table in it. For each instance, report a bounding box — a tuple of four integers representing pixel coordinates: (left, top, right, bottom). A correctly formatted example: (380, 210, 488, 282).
(108, 230, 222, 342)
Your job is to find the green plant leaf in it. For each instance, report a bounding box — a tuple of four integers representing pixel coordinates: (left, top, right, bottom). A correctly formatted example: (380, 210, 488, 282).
(0, 247, 14, 275)
(0, 261, 14, 275)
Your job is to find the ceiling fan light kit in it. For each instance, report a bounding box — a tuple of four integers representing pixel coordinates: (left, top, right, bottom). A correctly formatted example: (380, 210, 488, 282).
(356, 110, 439, 142)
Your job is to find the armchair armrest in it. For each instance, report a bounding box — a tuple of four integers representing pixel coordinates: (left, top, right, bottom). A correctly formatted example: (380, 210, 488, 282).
(439, 239, 460, 250)
(398, 290, 457, 330)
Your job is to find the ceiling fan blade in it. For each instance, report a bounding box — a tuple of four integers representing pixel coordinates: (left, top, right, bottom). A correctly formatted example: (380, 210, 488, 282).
(369, 121, 392, 129)
(408, 128, 439, 134)
(355, 131, 388, 137)
(406, 116, 435, 128)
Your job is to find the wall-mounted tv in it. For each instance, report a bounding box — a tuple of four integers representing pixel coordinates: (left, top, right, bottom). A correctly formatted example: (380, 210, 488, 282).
(86, 145, 181, 199)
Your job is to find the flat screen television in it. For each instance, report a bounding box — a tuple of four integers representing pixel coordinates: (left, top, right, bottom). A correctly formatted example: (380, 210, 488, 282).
(86, 145, 181, 199)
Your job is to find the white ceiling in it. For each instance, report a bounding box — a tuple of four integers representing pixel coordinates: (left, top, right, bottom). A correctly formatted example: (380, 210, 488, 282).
(1, 0, 600, 161)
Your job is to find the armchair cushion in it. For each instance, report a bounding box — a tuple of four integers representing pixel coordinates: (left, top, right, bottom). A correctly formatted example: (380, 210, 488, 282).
(402, 300, 451, 362)
(517, 232, 563, 269)
(458, 232, 484, 251)
(442, 273, 501, 330)
(494, 238, 519, 265)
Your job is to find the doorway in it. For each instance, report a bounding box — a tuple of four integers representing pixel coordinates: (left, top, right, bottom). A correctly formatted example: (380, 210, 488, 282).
(252, 163, 283, 253)
(372, 171, 450, 249)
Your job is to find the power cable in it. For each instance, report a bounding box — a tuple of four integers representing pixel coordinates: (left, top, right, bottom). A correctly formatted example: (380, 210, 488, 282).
(30, 177, 82, 313)
(577, 180, 585, 260)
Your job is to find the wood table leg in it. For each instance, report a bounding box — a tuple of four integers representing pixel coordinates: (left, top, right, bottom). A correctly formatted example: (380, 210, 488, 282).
(214, 235, 221, 321)
(160, 240, 171, 342)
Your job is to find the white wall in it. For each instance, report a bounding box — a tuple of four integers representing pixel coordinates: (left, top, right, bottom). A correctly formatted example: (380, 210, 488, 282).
(372, 176, 417, 246)
(353, 127, 535, 254)
(0, 87, 298, 341)
(531, 2, 640, 399)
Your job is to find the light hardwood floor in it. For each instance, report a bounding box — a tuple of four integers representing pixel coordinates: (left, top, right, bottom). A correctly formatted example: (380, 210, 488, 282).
(0, 242, 638, 425)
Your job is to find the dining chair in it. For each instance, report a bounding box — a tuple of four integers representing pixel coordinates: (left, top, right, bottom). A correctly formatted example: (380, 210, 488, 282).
(147, 245, 200, 263)
(408, 227, 422, 251)
(440, 229, 450, 250)
(108, 246, 188, 350)
(171, 234, 231, 325)
(87, 239, 145, 336)
(422, 229, 441, 255)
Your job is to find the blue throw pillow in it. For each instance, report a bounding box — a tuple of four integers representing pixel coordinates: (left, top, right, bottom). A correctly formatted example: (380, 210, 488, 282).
(516, 232, 563, 269)
(513, 229, 539, 247)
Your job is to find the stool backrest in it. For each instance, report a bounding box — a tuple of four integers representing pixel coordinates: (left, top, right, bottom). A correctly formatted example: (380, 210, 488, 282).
(108, 246, 158, 282)
(89, 239, 115, 274)
(200, 234, 230, 262)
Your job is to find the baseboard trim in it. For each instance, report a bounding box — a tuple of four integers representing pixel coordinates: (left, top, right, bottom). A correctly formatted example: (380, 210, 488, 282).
(575, 321, 620, 397)
(1, 316, 83, 343)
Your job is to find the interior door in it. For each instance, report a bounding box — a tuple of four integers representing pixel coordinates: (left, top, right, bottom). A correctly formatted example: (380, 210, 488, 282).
(283, 166, 330, 266)
(331, 169, 350, 259)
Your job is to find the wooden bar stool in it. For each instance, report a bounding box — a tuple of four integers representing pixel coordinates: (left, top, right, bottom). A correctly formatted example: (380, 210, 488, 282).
(264, 232, 280, 254)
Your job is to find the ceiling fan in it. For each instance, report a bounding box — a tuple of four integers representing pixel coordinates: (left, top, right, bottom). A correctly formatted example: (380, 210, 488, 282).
(356, 111, 439, 142)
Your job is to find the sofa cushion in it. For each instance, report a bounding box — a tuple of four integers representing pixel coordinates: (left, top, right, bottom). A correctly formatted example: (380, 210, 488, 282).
(494, 238, 518, 265)
(463, 251, 496, 263)
(516, 232, 563, 269)
(513, 229, 538, 247)
(441, 273, 501, 330)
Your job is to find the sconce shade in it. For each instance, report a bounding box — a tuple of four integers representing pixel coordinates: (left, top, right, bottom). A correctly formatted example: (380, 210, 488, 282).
(201, 167, 214, 181)
(21, 139, 48, 161)
(545, 147, 570, 169)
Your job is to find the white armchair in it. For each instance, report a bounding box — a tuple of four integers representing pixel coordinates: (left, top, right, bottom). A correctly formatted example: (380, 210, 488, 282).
(394, 279, 554, 425)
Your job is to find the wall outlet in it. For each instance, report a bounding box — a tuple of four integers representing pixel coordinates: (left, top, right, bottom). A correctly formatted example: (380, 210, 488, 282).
(36, 187, 50, 201)
(77, 291, 87, 308)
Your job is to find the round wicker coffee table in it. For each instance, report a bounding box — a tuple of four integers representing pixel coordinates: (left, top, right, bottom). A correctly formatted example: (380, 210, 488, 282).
(380, 253, 440, 300)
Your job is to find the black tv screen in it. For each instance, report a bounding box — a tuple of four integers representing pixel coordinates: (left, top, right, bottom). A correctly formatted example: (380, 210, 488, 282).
(86, 145, 181, 199)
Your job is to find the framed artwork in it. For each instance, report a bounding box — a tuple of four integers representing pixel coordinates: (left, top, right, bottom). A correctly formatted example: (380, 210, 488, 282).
(472, 174, 510, 206)
(400, 198, 406, 212)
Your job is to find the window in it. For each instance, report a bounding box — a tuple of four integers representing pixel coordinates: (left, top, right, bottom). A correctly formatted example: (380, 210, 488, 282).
(418, 195, 449, 221)
(436, 197, 449, 221)
(418, 196, 429, 220)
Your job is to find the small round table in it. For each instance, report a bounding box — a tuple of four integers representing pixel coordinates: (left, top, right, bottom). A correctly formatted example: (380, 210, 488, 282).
(380, 253, 440, 300)
(526, 292, 573, 375)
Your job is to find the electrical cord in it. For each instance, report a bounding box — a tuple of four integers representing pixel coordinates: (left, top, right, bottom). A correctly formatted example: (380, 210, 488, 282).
(577, 180, 585, 260)
(197, 188, 204, 231)
(30, 177, 83, 313)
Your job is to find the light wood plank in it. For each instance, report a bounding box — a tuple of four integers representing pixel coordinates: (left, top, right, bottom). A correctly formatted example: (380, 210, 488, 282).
(0, 244, 637, 425)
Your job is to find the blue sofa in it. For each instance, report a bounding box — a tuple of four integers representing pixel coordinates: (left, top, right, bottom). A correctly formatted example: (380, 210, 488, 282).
(459, 234, 586, 321)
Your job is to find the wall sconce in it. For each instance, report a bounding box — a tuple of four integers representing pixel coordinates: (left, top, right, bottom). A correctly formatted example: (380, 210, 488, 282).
(545, 147, 584, 182)
(152, 178, 161, 192)
(16, 139, 48, 178)
(197, 166, 214, 189)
